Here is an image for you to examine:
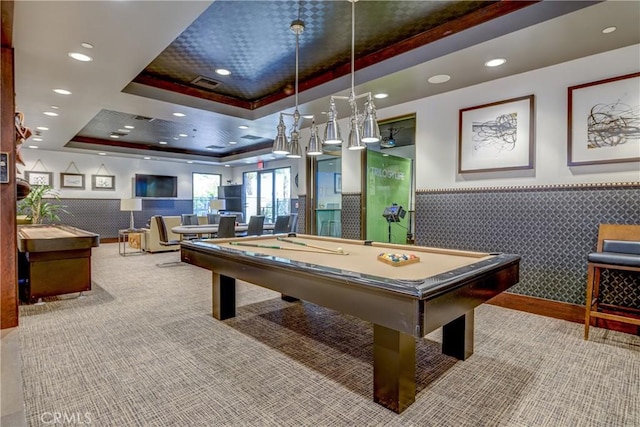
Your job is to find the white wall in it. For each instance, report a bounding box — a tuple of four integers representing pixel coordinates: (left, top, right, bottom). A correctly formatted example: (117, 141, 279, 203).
(295, 44, 640, 192)
(19, 150, 232, 199)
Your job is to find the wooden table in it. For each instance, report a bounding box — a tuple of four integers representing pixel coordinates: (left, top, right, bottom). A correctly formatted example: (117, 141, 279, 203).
(17, 224, 100, 303)
(180, 234, 520, 413)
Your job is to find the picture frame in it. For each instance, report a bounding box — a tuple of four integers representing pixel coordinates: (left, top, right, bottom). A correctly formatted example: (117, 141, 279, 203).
(25, 171, 53, 186)
(92, 174, 116, 190)
(568, 72, 640, 166)
(60, 172, 85, 189)
(334, 173, 342, 193)
(458, 94, 535, 173)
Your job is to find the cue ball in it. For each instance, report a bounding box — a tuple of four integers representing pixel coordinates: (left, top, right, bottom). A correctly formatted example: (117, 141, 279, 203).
(337, 247, 343, 252)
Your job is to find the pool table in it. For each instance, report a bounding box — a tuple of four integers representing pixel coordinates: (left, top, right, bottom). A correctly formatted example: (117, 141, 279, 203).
(180, 234, 520, 413)
(18, 224, 100, 303)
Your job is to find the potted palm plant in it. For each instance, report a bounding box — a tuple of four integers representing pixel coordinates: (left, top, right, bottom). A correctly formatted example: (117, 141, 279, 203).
(17, 185, 69, 224)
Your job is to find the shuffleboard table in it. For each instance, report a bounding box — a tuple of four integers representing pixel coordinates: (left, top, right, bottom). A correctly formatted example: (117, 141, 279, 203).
(18, 224, 100, 303)
(180, 234, 520, 413)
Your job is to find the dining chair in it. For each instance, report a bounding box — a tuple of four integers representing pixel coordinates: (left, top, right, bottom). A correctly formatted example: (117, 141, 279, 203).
(246, 215, 265, 236)
(154, 216, 183, 267)
(288, 213, 298, 233)
(216, 215, 237, 238)
(206, 213, 220, 224)
(181, 213, 199, 240)
(273, 215, 291, 234)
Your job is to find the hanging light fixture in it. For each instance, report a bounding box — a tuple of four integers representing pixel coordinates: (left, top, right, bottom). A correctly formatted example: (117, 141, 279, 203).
(272, 12, 306, 159)
(318, 0, 380, 153)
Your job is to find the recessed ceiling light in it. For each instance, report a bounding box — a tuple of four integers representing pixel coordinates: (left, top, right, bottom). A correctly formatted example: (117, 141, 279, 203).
(179, 133, 188, 137)
(215, 68, 231, 76)
(109, 134, 120, 139)
(484, 58, 507, 67)
(36, 126, 49, 131)
(238, 125, 249, 130)
(50, 105, 59, 109)
(53, 88, 72, 95)
(382, 154, 389, 157)
(229, 141, 238, 145)
(374, 93, 388, 99)
(98, 152, 106, 156)
(172, 112, 186, 117)
(28, 145, 38, 149)
(302, 115, 314, 120)
(427, 74, 451, 84)
(117, 128, 130, 133)
(32, 138, 43, 142)
(173, 137, 179, 140)
(602, 26, 617, 34)
(68, 52, 92, 62)
(143, 156, 151, 160)
(81, 42, 94, 49)
(187, 161, 194, 164)
(224, 164, 230, 167)
(124, 125, 135, 129)
(245, 160, 251, 164)
(158, 141, 168, 145)
(43, 111, 58, 117)
(206, 147, 214, 151)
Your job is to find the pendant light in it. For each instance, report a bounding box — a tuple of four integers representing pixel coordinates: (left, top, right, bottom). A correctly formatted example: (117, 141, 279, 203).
(320, 0, 380, 152)
(272, 15, 306, 159)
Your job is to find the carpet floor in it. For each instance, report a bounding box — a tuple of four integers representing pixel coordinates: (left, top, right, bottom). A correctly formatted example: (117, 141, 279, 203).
(17, 243, 640, 426)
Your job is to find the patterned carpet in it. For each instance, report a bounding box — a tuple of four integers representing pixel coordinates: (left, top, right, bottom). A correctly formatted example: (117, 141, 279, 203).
(17, 243, 640, 426)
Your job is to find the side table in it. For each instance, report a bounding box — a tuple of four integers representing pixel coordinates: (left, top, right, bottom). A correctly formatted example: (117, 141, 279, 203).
(118, 229, 146, 256)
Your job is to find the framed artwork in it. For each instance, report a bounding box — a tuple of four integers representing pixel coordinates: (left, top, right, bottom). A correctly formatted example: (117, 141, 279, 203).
(568, 72, 640, 166)
(334, 173, 342, 193)
(458, 95, 535, 173)
(60, 172, 85, 189)
(92, 174, 116, 190)
(25, 171, 53, 186)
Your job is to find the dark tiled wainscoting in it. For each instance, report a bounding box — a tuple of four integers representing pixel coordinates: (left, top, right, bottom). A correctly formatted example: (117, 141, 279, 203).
(415, 185, 640, 307)
(51, 199, 193, 240)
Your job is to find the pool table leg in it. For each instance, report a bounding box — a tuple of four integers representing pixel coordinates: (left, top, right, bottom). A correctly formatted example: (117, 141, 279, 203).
(442, 309, 474, 360)
(212, 273, 236, 320)
(373, 324, 416, 413)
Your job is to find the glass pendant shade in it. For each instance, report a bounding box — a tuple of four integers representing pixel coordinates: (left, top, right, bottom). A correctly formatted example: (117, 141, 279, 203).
(347, 116, 365, 150)
(272, 115, 289, 154)
(307, 123, 322, 155)
(323, 99, 342, 145)
(286, 130, 302, 158)
(361, 98, 380, 143)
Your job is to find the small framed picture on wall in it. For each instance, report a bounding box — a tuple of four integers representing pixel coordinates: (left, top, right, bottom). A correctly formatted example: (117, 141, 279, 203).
(60, 172, 85, 189)
(92, 174, 116, 190)
(25, 171, 53, 187)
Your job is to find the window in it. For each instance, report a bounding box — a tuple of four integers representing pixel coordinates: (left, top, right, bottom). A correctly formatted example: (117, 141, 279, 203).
(192, 173, 222, 216)
(243, 167, 290, 223)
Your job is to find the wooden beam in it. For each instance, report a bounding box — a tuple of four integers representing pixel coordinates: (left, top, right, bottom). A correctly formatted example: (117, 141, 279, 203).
(1, 44, 18, 329)
(1, 0, 13, 48)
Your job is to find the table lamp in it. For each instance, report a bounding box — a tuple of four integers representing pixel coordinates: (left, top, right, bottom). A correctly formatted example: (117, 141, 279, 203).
(120, 198, 142, 230)
(209, 199, 226, 213)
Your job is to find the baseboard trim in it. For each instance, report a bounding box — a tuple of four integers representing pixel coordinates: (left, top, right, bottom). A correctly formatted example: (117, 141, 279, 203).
(488, 292, 640, 336)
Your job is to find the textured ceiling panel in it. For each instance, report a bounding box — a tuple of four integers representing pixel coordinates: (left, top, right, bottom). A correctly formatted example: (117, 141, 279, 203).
(136, 0, 493, 104)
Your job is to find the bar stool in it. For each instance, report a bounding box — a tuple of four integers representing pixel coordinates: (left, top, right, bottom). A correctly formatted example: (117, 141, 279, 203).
(584, 224, 640, 340)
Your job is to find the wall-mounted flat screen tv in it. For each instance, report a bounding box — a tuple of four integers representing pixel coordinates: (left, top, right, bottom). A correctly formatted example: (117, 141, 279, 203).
(134, 174, 178, 198)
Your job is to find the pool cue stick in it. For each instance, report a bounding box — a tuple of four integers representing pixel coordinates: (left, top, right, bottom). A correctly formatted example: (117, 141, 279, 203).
(276, 237, 348, 254)
(229, 241, 344, 255)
